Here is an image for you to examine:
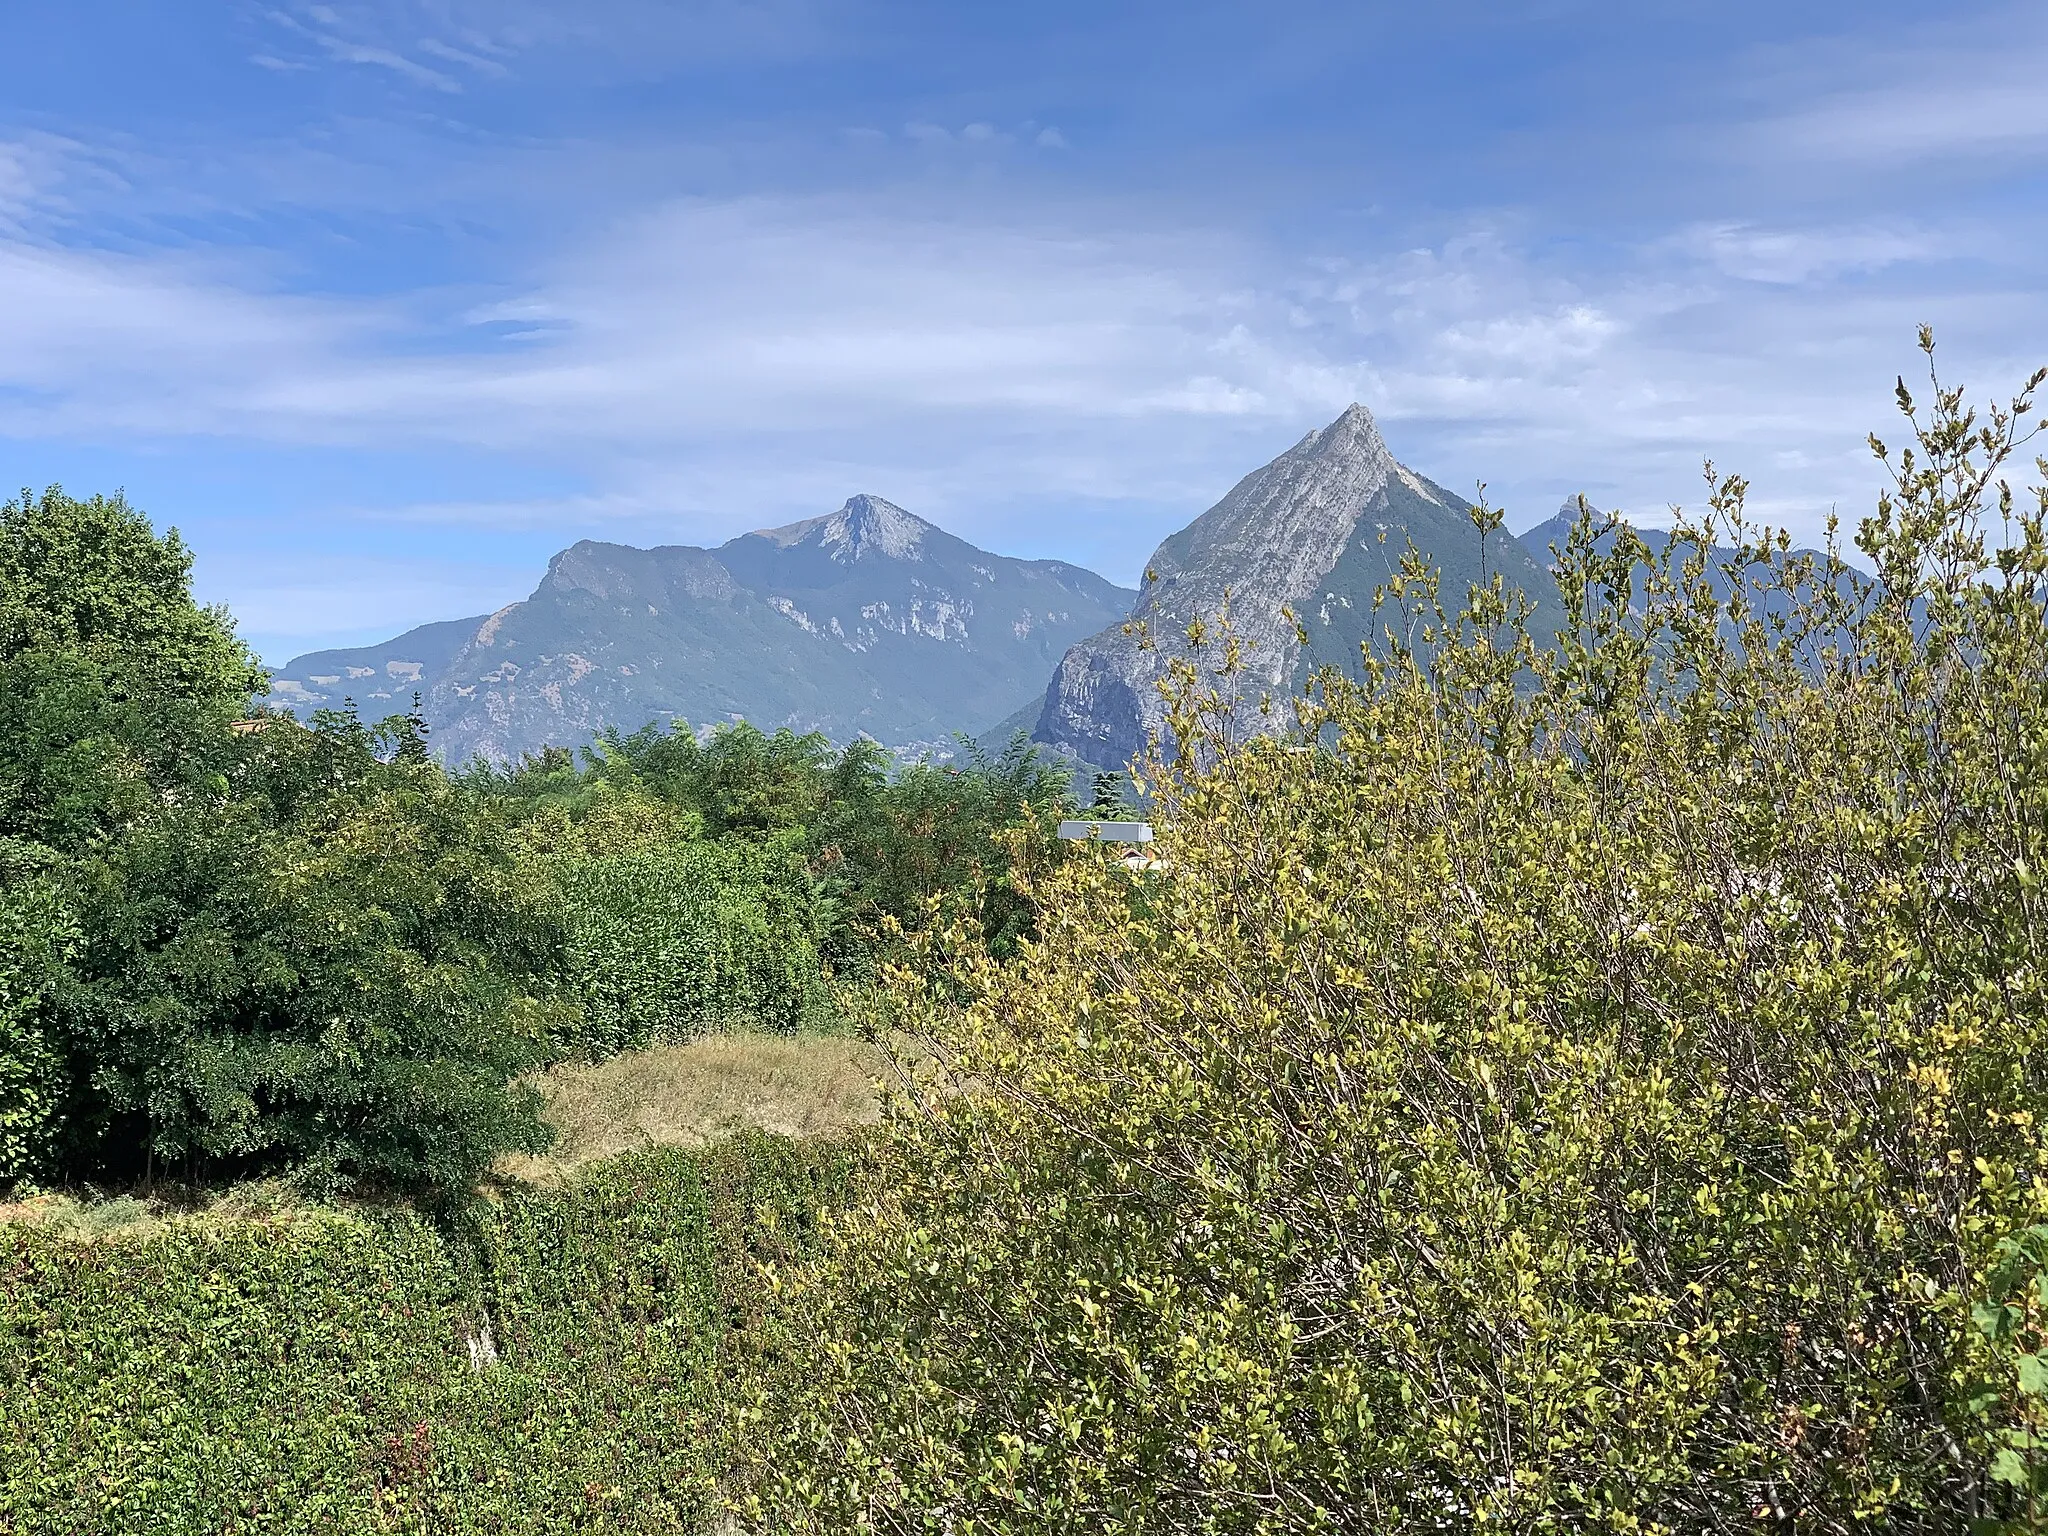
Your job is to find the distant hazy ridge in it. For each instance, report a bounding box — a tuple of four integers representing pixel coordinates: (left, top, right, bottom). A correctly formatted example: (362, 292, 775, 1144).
(273, 495, 1134, 762)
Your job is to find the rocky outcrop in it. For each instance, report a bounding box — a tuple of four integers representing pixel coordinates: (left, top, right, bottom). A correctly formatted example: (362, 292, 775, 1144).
(1033, 404, 1566, 769)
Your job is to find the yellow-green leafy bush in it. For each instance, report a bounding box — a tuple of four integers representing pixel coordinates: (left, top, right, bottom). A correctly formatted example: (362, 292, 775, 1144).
(739, 344, 2048, 1532)
(2, 1133, 843, 1534)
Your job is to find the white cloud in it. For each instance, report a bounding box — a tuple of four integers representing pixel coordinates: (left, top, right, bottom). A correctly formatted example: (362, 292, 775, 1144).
(1671, 222, 1939, 285)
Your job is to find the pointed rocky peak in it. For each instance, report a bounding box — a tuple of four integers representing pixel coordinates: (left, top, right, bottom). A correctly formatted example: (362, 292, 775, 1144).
(752, 494, 934, 564)
(1260, 403, 1394, 482)
(1143, 402, 1401, 593)
(827, 494, 930, 562)
(1299, 402, 1390, 462)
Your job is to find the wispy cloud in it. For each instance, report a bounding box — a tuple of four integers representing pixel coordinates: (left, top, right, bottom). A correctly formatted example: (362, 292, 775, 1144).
(896, 120, 1068, 152)
(0, 133, 132, 229)
(1782, 83, 2048, 162)
(1668, 222, 1941, 285)
(0, 187, 2031, 566)
(258, 5, 470, 90)
(1739, 9, 2048, 167)
(415, 37, 510, 77)
(0, 144, 46, 219)
(251, 0, 839, 86)
(316, 36, 463, 91)
(11, 0, 2048, 663)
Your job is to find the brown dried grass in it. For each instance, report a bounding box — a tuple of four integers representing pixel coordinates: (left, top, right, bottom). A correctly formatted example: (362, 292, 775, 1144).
(500, 1030, 888, 1185)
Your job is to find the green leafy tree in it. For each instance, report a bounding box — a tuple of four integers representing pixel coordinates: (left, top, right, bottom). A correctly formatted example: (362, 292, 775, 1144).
(812, 732, 1074, 966)
(472, 740, 837, 1049)
(47, 709, 567, 1204)
(0, 486, 272, 1190)
(573, 720, 848, 836)
(738, 340, 2048, 1532)
(0, 489, 263, 858)
(469, 722, 1072, 981)
(0, 485, 264, 709)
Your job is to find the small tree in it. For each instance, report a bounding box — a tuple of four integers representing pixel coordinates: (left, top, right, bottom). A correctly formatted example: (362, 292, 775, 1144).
(1088, 768, 1128, 819)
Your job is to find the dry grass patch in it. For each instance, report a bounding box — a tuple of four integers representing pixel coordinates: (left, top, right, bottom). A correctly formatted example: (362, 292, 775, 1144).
(504, 1030, 887, 1183)
(0, 1183, 339, 1239)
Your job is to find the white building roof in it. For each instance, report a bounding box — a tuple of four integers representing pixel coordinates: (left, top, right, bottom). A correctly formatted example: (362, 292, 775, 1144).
(1057, 820, 1154, 843)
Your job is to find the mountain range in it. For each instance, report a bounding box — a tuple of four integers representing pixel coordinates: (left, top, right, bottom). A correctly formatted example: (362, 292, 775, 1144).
(275, 407, 1601, 767)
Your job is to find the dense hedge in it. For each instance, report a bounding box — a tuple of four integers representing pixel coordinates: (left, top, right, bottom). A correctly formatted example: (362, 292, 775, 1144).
(0, 1133, 844, 1533)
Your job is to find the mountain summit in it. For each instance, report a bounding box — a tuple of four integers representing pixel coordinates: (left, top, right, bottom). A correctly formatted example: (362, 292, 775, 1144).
(748, 494, 932, 564)
(1032, 403, 1565, 769)
(272, 499, 1133, 762)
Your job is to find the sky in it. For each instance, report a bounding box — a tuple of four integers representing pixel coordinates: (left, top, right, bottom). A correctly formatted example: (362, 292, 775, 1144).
(1, 1, 2044, 663)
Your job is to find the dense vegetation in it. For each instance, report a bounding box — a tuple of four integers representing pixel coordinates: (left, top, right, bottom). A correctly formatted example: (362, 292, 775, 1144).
(2, 1134, 842, 1533)
(14, 341, 2048, 1534)
(737, 342, 2048, 1531)
(0, 484, 1072, 1206)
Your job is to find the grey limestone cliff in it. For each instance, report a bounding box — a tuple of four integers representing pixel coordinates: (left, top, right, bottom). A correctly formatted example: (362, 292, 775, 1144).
(1033, 404, 1566, 770)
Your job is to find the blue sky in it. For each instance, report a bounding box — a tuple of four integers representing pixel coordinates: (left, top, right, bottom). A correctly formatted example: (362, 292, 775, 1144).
(1, 1, 2044, 662)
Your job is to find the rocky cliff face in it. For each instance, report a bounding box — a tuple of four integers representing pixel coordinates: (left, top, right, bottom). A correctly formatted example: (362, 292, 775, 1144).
(272, 496, 1133, 762)
(1032, 404, 1566, 770)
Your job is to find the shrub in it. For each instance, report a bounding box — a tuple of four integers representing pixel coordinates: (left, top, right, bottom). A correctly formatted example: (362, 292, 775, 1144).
(553, 836, 832, 1055)
(0, 873, 72, 1183)
(738, 342, 2048, 1532)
